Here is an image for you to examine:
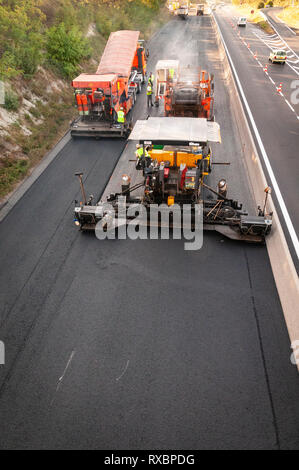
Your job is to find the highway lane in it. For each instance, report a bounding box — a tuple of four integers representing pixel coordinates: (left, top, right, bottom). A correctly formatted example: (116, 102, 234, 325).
(215, 6, 299, 270)
(0, 15, 299, 449)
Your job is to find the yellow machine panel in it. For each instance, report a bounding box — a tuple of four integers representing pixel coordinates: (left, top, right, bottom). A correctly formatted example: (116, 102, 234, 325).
(149, 148, 205, 169)
(177, 152, 200, 168)
(149, 149, 175, 165)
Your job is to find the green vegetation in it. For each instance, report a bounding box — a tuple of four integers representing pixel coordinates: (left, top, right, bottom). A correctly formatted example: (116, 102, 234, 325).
(96, 0, 164, 39)
(46, 22, 91, 78)
(0, 157, 29, 198)
(3, 90, 20, 111)
(0, 0, 166, 81)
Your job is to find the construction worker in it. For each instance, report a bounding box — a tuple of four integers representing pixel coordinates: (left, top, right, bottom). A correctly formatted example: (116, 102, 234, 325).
(147, 82, 153, 107)
(169, 68, 175, 81)
(148, 72, 154, 86)
(135, 144, 150, 170)
(117, 107, 125, 128)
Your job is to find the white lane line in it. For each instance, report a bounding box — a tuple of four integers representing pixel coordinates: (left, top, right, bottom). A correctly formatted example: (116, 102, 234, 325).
(285, 99, 296, 113)
(51, 350, 76, 406)
(58, 350, 76, 383)
(269, 76, 275, 84)
(213, 13, 299, 260)
(274, 15, 297, 35)
(116, 360, 130, 381)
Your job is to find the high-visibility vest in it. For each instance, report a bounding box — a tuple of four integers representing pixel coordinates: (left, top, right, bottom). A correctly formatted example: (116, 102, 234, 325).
(75, 94, 83, 116)
(147, 84, 152, 95)
(136, 147, 149, 159)
(169, 68, 175, 79)
(117, 110, 125, 123)
(81, 94, 89, 115)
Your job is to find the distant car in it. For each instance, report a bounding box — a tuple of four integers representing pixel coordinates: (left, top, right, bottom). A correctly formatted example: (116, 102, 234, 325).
(269, 50, 287, 64)
(237, 17, 247, 27)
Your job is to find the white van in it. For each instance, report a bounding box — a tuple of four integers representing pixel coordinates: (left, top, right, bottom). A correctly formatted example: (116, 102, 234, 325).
(237, 17, 247, 27)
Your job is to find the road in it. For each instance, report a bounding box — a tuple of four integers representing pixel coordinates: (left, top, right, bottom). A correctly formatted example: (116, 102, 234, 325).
(0, 14, 298, 450)
(263, 7, 299, 54)
(215, 4, 299, 271)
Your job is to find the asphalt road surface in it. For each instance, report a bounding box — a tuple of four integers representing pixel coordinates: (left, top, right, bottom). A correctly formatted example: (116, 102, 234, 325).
(215, 4, 299, 271)
(0, 14, 298, 450)
(263, 7, 299, 54)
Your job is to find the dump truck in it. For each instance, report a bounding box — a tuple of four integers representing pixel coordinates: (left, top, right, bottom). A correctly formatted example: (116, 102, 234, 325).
(175, 6, 189, 19)
(74, 117, 272, 242)
(188, 3, 204, 15)
(154, 61, 214, 120)
(197, 4, 205, 15)
(70, 31, 147, 138)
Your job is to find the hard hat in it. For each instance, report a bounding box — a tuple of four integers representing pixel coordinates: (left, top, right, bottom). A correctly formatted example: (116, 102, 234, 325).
(120, 106, 123, 110)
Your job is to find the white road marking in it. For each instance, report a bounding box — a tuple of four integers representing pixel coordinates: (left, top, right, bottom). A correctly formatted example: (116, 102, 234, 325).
(274, 15, 297, 35)
(58, 350, 76, 383)
(213, 13, 299, 260)
(269, 76, 275, 84)
(50, 350, 76, 406)
(262, 15, 299, 62)
(285, 99, 296, 113)
(116, 360, 130, 381)
(253, 32, 299, 77)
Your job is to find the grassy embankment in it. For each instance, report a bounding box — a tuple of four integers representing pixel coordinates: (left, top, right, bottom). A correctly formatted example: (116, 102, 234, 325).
(277, 4, 299, 29)
(0, 0, 169, 200)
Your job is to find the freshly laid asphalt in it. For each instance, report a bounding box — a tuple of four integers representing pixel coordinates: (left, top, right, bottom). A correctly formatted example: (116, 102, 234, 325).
(0, 14, 298, 450)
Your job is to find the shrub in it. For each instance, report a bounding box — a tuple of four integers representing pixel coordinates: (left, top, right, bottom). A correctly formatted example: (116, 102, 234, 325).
(16, 38, 43, 78)
(30, 106, 41, 119)
(2, 90, 20, 112)
(258, 2, 265, 8)
(0, 157, 29, 197)
(46, 23, 91, 78)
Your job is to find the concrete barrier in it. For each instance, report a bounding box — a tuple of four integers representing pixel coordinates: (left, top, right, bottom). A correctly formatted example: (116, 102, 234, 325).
(211, 13, 299, 370)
